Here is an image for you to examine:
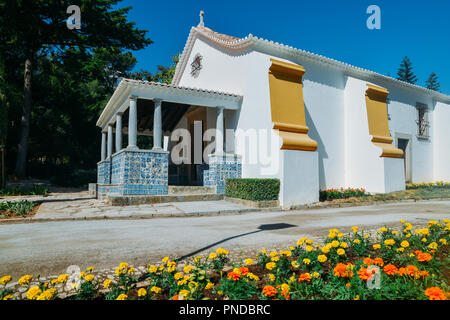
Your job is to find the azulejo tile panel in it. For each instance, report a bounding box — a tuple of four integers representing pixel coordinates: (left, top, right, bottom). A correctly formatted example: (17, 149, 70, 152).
(204, 154, 242, 194)
(98, 149, 169, 196)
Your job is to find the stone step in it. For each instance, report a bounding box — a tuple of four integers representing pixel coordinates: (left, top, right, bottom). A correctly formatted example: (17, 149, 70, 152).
(168, 186, 216, 195)
(107, 193, 224, 206)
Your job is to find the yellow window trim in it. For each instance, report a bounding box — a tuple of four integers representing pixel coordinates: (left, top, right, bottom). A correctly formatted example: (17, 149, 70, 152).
(365, 83, 403, 158)
(268, 59, 318, 151)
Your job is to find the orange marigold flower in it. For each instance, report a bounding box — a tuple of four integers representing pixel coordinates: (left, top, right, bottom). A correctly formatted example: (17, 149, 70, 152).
(398, 267, 408, 276)
(346, 283, 351, 287)
(357, 268, 373, 281)
(238, 267, 250, 276)
(298, 273, 312, 282)
(383, 264, 398, 276)
(333, 263, 354, 278)
(227, 271, 241, 281)
(262, 285, 277, 297)
(417, 252, 432, 262)
(419, 270, 430, 279)
(373, 257, 384, 266)
(363, 258, 373, 266)
(425, 287, 448, 300)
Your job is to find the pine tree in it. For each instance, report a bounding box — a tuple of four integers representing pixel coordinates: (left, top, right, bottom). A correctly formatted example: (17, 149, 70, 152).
(397, 56, 418, 84)
(425, 72, 440, 91)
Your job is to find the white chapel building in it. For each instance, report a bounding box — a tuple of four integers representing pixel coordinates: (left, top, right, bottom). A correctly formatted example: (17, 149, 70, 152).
(95, 14, 450, 208)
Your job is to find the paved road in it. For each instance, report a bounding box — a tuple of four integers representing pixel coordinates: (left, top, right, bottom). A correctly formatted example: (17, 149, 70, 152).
(1, 200, 449, 278)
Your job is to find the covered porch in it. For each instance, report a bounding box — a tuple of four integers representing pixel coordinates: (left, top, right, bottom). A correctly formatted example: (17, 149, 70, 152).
(95, 79, 243, 197)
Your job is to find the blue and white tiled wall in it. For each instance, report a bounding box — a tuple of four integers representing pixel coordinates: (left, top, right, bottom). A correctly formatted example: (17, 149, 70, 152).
(204, 154, 242, 194)
(97, 149, 168, 196)
(97, 159, 111, 185)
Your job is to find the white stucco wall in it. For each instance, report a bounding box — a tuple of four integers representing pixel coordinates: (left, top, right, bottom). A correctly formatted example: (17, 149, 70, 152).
(176, 32, 449, 199)
(433, 101, 450, 181)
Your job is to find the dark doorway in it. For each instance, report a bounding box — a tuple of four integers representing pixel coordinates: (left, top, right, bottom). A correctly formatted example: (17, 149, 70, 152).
(397, 138, 411, 183)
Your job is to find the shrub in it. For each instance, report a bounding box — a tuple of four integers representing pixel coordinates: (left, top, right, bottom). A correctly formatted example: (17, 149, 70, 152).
(0, 200, 36, 217)
(0, 184, 48, 196)
(406, 181, 450, 190)
(225, 178, 280, 201)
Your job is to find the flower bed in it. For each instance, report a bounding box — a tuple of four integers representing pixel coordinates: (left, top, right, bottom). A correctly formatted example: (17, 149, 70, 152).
(319, 187, 366, 201)
(406, 181, 450, 190)
(1, 219, 449, 300)
(0, 200, 37, 219)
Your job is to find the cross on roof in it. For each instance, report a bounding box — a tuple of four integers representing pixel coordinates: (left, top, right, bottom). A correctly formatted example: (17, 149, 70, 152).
(198, 10, 204, 27)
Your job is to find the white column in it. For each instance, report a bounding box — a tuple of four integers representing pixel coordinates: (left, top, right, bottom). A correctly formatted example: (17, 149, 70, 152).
(115, 113, 123, 153)
(101, 131, 107, 161)
(215, 106, 224, 155)
(152, 99, 162, 150)
(127, 96, 138, 149)
(107, 124, 113, 158)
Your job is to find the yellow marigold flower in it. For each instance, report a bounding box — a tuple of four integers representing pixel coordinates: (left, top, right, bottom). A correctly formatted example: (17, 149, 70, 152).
(312, 272, 320, 278)
(392, 231, 399, 235)
(291, 261, 300, 268)
(340, 242, 348, 248)
(216, 248, 228, 255)
(167, 265, 176, 273)
(116, 294, 128, 300)
(161, 257, 169, 263)
(18, 275, 33, 286)
(193, 255, 202, 263)
(337, 233, 344, 238)
(148, 265, 157, 273)
(328, 232, 336, 239)
(127, 267, 135, 274)
(305, 246, 314, 252)
(305, 239, 313, 245)
(428, 242, 438, 250)
(271, 256, 279, 262)
(179, 289, 190, 298)
(151, 286, 161, 294)
(353, 239, 361, 244)
(86, 266, 95, 272)
(0, 275, 12, 285)
(400, 219, 405, 224)
(401, 240, 410, 248)
(280, 250, 292, 257)
(205, 282, 214, 290)
(244, 258, 254, 266)
(2, 295, 13, 300)
(321, 246, 330, 254)
(373, 244, 381, 250)
(119, 262, 129, 269)
(337, 248, 345, 256)
(303, 258, 311, 265)
(115, 267, 125, 276)
(404, 223, 412, 231)
(396, 248, 405, 252)
(405, 233, 411, 238)
(138, 288, 147, 297)
(57, 274, 69, 283)
(247, 273, 260, 281)
(318, 255, 327, 263)
(364, 235, 368, 239)
(289, 246, 295, 251)
(84, 274, 95, 282)
(269, 251, 278, 257)
(158, 265, 165, 271)
(261, 249, 268, 254)
(384, 239, 395, 246)
(331, 240, 340, 248)
(268, 274, 276, 282)
(174, 272, 183, 280)
(208, 253, 217, 260)
(379, 227, 388, 233)
(103, 279, 112, 288)
(297, 239, 304, 246)
(177, 279, 187, 286)
(181, 265, 192, 274)
(80, 271, 87, 278)
(266, 262, 276, 271)
(439, 239, 447, 245)
(36, 288, 56, 300)
(26, 286, 42, 300)
(422, 238, 428, 243)
(352, 226, 359, 233)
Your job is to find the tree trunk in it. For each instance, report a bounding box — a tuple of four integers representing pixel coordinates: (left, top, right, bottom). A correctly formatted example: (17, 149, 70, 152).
(15, 57, 32, 178)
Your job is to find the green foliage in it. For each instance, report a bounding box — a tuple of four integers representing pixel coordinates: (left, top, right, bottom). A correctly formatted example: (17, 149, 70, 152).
(0, 200, 36, 216)
(225, 178, 280, 201)
(128, 54, 179, 84)
(397, 56, 418, 84)
(0, 185, 47, 196)
(425, 72, 440, 91)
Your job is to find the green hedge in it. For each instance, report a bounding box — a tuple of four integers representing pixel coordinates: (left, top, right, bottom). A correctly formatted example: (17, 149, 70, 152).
(225, 178, 280, 201)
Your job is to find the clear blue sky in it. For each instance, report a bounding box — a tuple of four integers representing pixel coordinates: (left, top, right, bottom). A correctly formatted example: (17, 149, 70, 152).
(118, 0, 450, 94)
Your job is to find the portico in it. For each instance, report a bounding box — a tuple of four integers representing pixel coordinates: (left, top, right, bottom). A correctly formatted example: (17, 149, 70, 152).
(95, 79, 243, 197)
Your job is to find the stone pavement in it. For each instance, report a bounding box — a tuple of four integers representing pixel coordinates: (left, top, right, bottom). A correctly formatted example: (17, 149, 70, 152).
(20, 192, 262, 221)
